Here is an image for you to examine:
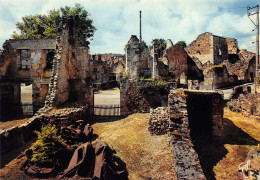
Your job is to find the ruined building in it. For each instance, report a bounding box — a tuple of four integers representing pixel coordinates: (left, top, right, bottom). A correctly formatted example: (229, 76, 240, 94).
(90, 54, 125, 89)
(185, 32, 256, 89)
(0, 15, 93, 121)
(153, 32, 257, 90)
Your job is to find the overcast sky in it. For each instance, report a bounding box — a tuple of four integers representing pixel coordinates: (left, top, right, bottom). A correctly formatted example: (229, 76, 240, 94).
(0, 0, 259, 54)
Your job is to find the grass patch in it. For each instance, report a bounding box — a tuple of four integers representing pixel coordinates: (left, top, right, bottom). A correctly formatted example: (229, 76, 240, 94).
(193, 108, 260, 179)
(92, 113, 176, 179)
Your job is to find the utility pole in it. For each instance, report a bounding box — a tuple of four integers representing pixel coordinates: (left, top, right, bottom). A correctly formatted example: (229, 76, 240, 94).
(247, 5, 259, 93)
(140, 11, 142, 49)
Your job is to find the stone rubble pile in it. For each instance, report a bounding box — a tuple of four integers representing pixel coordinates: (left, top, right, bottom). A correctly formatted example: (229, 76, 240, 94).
(148, 107, 173, 135)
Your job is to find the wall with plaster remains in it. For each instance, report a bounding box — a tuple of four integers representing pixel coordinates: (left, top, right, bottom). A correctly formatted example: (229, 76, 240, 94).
(0, 39, 56, 119)
(0, 15, 93, 156)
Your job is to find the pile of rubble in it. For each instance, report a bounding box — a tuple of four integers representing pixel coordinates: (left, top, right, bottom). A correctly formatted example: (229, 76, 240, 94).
(228, 93, 260, 117)
(22, 120, 128, 179)
(148, 107, 173, 135)
(238, 145, 260, 179)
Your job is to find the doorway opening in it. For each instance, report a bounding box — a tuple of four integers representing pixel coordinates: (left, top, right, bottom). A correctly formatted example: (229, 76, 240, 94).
(21, 83, 33, 117)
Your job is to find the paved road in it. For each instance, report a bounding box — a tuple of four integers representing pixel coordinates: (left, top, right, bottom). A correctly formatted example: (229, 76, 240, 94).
(21, 84, 32, 103)
(216, 83, 254, 100)
(94, 88, 120, 105)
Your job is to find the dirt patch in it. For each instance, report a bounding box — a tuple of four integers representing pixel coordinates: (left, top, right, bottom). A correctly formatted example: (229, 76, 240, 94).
(213, 145, 254, 180)
(92, 113, 176, 180)
(212, 109, 260, 179)
(0, 113, 176, 179)
(191, 107, 260, 179)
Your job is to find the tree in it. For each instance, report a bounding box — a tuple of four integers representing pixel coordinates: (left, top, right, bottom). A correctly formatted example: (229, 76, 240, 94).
(12, 3, 96, 40)
(151, 39, 166, 57)
(31, 125, 66, 167)
(175, 41, 187, 48)
(140, 40, 148, 52)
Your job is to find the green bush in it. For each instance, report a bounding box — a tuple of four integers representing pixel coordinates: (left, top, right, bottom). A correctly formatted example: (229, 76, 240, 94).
(137, 78, 168, 95)
(31, 125, 66, 167)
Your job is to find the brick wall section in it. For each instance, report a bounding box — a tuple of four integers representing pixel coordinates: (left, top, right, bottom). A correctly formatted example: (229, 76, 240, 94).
(166, 45, 188, 78)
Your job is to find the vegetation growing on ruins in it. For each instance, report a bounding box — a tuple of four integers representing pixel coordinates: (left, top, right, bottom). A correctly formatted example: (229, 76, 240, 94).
(151, 39, 166, 57)
(12, 3, 96, 40)
(137, 78, 168, 95)
(175, 41, 187, 48)
(31, 125, 66, 167)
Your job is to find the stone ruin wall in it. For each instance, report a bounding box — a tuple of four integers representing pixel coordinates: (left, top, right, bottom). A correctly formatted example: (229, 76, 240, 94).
(149, 90, 224, 179)
(0, 106, 88, 157)
(226, 37, 238, 54)
(213, 35, 228, 65)
(186, 32, 214, 65)
(149, 90, 207, 179)
(44, 16, 93, 109)
(166, 45, 188, 79)
(0, 39, 56, 118)
(223, 49, 256, 81)
(185, 32, 256, 90)
(120, 79, 150, 115)
(0, 15, 93, 155)
(120, 35, 168, 115)
(125, 35, 141, 81)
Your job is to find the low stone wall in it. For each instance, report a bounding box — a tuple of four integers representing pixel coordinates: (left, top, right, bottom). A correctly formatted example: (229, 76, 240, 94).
(120, 79, 150, 115)
(0, 106, 88, 156)
(168, 90, 206, 179)
(120, 79, 168, 115)
(149, 90, 206, 179)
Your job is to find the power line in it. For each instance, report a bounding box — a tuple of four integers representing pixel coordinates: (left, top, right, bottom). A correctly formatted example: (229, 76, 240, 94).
(247, 5, 259, 93)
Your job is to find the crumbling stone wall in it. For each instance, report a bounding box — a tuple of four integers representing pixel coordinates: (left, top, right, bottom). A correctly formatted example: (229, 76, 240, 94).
(120, 78, 168, 115)
(184, 32, 256, 89)
(226, 37, 238, 54)
(213, 35, 228, 65)
(186, 32, 214, 65)
(149, 90, 224, 179)
(120, 79, 150, 115)
(125, 35, 141, 81)
(0, 106, 88, 156)
(223, 49, 256, 82)
(166, 45, 188, 78)
(0, 38, 56, 119)
(44, 16, 93, 109)
(89, 54, 121, 89)
(0, 15, 93, 156)
(149, 90, 206, 179)
(185, 91, 224, 140)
